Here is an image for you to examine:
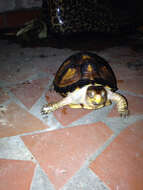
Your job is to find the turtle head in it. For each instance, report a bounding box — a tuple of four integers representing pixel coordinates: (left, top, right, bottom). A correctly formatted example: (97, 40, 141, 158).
(86, 85, 107, 106)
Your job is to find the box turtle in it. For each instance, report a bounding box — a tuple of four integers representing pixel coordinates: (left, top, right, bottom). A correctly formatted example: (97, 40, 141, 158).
(41, 52, 128, 117)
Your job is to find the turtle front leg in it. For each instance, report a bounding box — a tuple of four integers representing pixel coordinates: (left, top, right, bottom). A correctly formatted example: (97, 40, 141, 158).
(107, 90, 129, 117)
(41, 96, 72, 115)
(41, 102, 60, 114)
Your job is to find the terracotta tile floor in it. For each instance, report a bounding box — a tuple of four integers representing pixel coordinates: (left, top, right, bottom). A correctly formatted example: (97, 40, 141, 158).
(10, 77, 50, 109)
(22, 122, 112, 189)
(0, 102, 48, 138)
(0, 159, 36, 190)
(90, 120, 143, 190)
(108, 94, 143, 117)
(0, 89, 10, 104)
(0, 38, 143, 190)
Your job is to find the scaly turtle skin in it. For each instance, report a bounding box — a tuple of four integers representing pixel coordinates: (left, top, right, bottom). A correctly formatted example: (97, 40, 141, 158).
(41, 52, 128, 117)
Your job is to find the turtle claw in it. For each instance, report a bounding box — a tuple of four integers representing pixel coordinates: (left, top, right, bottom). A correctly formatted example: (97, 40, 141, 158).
(119, 109, 129, 118)
(41, 104, 54, 115)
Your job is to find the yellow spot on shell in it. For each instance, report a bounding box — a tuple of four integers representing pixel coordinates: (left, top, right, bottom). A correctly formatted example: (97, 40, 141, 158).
(87, 64, 93, 72)
(105, 85, 111, 90)
(94, 83, 102, 86)
(82, 55, 91, 59)
(62, 68, 76, 81)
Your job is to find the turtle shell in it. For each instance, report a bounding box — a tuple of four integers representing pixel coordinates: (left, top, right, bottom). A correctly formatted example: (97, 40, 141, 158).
(54, 52, 117, 94)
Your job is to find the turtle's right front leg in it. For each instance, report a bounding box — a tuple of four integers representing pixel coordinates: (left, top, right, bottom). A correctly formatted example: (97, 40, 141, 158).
(41, 102, 60, 114)
(41, 96, 72, 115)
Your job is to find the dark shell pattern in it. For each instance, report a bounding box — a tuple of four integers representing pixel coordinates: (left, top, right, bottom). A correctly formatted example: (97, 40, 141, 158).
(54, 52, 117, 94)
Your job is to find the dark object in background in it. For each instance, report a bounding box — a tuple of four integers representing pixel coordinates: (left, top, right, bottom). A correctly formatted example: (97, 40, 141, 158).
(13, 0, 143, 47)
(42, 0, 143, 35)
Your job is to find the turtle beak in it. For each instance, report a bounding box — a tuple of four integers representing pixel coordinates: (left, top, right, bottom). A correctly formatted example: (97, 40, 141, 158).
(94, 95, 102, 104)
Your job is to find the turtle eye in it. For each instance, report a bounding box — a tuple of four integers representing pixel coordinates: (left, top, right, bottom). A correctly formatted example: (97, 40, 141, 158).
(101, 90, 105, 96)
(101, 89, 106, 97)
(87, 90, 95, 98)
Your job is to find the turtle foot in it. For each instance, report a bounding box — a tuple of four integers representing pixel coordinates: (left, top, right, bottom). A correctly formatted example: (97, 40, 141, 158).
(119, 109, 129, 118)
(41, 104, 54, 115)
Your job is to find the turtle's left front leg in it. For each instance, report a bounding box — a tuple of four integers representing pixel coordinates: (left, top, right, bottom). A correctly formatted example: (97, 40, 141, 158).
(107, 90, 129, 117)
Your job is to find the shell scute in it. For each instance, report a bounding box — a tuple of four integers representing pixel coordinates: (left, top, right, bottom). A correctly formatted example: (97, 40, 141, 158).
(54, 52, 117, 94)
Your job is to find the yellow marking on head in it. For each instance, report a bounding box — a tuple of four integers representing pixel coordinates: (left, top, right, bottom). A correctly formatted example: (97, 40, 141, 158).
(82, 55, 91, 60)
(87, 64, 93, 72)
(94, 95, 102, 104)
(62, 68, 76, 81)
